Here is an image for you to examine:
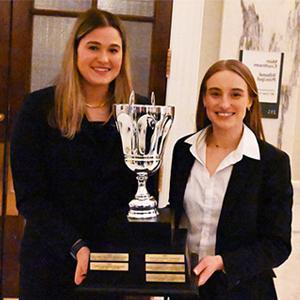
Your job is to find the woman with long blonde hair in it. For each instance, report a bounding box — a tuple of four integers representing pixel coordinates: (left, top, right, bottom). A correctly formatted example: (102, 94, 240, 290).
(52, 8, 132, 138)
(11, 9, 149, 300)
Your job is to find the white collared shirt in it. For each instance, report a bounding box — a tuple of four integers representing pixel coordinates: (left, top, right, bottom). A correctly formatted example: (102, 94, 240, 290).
(182, 125, 260, 259)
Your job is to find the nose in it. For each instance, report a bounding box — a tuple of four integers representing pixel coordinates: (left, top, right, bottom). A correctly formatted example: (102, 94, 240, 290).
(219, 94, 231, 109)
(97, 50, 109, 63)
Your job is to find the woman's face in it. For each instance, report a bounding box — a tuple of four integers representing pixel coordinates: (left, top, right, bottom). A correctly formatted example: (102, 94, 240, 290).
(204, 70, 252, 133)
(77, 26, 123, 90)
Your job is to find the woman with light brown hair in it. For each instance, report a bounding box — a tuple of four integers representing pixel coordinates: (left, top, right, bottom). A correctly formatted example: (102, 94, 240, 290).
(11, 8, 151, 300)
(53, 8, 132, 138)
(169, 59, 292, 299)
(196, 59, 265, 140)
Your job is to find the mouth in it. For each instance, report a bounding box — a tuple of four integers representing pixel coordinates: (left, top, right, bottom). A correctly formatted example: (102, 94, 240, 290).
(216, 112, 235, 117)
(93, 67, 111, 73)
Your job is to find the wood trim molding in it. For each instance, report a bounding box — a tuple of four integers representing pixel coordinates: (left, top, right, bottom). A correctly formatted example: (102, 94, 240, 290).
(31, 8, 79, 17)
(149, 0, 173, 105)
(2, 216, 24, 297)
(8, 0, 34, 127)
(0, 0, 11, 142)
(0, 1, 12, 297)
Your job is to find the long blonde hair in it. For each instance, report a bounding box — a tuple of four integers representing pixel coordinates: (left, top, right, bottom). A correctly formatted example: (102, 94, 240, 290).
(196, 59, 265, 140)
(52, 9, 132, 139)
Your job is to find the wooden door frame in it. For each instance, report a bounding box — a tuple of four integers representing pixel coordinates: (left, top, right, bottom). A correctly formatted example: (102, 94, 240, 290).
(0, 1, 11, 141)
(0, 1, 12, 297)
(9, 0, 34, 129)
(1, 1, 34, 296)
(150, 0, 173, 105)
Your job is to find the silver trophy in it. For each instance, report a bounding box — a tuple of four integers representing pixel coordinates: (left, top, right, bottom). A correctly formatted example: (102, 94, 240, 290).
(113, 92, 175, 220)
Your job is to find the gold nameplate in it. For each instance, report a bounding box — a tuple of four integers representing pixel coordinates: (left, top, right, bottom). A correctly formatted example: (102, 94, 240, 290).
(90, 262, 129, 271)
(90, 253, 129, 262)
(145, 254, 185, 263)
(146, 263, 185, 273)
(146, 273, 186, 283)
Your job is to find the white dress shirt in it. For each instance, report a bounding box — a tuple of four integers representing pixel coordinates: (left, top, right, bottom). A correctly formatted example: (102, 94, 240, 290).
(182, 125, 260, 259)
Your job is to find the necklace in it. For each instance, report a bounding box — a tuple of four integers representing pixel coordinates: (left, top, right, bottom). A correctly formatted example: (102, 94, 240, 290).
(206, 130, 231, 150)
(85, 101, 108, 109)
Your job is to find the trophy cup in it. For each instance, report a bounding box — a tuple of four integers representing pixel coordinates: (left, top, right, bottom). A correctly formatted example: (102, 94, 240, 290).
(113, 91, 174, 220)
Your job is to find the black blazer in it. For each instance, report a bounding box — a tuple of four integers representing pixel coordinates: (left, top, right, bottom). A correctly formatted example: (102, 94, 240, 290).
(169, 133, 293, 299)
(10, 86, 156, 298)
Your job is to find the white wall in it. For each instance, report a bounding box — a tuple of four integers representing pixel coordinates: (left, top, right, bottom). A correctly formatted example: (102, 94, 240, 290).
(159, 0, 205, 207)
(199, 0, 224, 85)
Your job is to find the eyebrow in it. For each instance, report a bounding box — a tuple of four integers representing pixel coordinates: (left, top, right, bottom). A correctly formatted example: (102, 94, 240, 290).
(231, 88, 245, 92)
(207, 87, 245, 92)
(86, 41, 121, 48)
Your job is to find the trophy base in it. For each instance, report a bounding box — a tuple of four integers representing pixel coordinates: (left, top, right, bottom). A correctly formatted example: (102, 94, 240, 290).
(127, 208, 159, 221)
(128, 197, 159, 220)
(76, 208, 199, 298)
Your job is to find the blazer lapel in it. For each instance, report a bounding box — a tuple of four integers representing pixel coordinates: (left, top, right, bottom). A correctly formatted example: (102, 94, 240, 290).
(181, 143, 195, 181)
(218, 156, 260, 225)
(172, 141, 195, 227)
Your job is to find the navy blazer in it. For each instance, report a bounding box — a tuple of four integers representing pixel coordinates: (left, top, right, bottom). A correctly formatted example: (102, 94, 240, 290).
(169, 133, 293, 299)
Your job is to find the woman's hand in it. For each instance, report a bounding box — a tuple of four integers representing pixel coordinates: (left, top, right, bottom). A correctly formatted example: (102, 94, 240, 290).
(193, 255, 224, 286)
(74, 246, 90, 285)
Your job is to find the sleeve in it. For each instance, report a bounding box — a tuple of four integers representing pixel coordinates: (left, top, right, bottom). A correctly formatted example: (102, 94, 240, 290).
(222, 151, 293, 288)
(10, 94, 82, 261)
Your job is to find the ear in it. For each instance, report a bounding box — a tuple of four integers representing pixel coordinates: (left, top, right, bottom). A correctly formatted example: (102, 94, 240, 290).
(247, 98, 253, 111)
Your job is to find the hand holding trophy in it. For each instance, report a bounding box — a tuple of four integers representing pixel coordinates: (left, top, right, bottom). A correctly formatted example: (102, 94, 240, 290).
(113, 91, 175, 220)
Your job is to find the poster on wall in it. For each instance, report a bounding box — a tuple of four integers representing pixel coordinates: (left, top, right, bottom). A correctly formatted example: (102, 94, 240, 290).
(240, 50, 284, 118)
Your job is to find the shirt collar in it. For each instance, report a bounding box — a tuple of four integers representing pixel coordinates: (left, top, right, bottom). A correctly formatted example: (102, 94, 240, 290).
(184, 124, 260, 162)
(238, 125, 260, 160)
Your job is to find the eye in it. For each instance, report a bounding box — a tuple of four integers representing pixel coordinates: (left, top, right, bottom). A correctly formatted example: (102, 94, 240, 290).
(110, 48, 119, 54)
(209, 91, 221, 97)
(231, 92, 242, 98)
(88, 45, 99, 51)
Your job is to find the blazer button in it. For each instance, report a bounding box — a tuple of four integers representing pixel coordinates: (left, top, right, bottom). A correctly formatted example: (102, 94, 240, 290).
(235, 280, 240, 285)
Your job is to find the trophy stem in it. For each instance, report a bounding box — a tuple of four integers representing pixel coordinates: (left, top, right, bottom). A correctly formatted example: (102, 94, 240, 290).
(135, 172, 150, 200)
(127, 172, 159, 220)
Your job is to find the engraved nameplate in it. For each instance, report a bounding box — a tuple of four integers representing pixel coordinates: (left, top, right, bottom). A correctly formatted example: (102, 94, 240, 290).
(146, 273, 186, 283)
(145, 263, 185, 273)
(90, 253, 129, 262)
(90, 262, 129, 271)
(145, 254, 185, 263)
